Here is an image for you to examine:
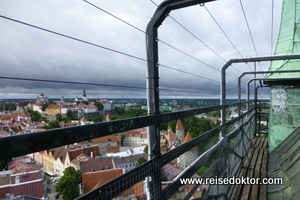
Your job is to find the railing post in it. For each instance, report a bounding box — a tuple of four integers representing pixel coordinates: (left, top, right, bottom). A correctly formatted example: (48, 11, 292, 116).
(146, 1, 215, 198)
(221, 67, 227, 126)
(146, 8, 162, 200)
(255, 86, 259, 136)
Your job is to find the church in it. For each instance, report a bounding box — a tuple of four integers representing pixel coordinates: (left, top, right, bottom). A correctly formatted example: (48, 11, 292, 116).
(36, 93, 48, 103)
(75, 89, 88, 102)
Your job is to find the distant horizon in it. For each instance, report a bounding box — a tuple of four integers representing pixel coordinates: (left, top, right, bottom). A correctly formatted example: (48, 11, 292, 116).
(0, 97, 270, 101)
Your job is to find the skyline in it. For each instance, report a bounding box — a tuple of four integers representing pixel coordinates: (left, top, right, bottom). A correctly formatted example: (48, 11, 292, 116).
(0, 0, 282, 99)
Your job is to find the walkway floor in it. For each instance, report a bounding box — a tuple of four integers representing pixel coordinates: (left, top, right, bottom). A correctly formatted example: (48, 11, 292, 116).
(231, 137, 268, 200)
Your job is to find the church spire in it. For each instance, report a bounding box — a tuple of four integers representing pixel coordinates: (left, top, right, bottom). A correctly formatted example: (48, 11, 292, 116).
(83, 89, 86, 98)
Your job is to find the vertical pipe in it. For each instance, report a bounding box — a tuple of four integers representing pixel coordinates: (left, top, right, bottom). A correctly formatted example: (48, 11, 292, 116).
(238, 75, 244, 116)
(146, 12, 161, 200)
(221, 68, 227, 126)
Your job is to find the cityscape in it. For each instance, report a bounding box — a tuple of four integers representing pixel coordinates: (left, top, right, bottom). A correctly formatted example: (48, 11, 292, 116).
(0, 90, 250, 199)
(2, 0, 300, 199)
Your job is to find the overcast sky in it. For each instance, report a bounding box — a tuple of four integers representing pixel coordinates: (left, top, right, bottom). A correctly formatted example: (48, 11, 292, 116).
(0, 0, 282, 100)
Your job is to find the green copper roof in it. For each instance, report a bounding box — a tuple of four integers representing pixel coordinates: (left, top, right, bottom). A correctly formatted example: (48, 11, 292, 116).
(267, 0, 300, 78)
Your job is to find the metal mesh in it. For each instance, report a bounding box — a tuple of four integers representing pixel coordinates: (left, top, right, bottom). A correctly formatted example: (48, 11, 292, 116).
(76, 108, 257, 200)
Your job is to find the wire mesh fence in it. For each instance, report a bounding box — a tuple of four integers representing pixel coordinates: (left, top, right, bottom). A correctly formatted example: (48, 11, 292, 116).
(77, 106, 257, 200)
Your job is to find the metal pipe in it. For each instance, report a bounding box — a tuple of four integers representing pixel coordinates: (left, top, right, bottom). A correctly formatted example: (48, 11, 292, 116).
(146, 0, 215, 198)
(221, 54, 300, 124)
(238, 70, 300, 103)
(237, 70, 300, 115)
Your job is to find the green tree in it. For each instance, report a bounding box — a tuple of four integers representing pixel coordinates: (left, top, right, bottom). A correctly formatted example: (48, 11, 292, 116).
(29, 110, 42, 122)
(66, 110, 74, 120)
(42, 102, 49, 111)
(94, 101, 104, 110)
(56, 113, 62, 121)
(43, 120, 60, 130)
(137, 157, 148, 167)
(115, 107, 125, 115)
(38, 117, 49, 123)
(55, 167, 82, 200)
(48, 120, 60, 129)
(4, 103, 16, 111)
(91, 116, 104, 122)
(143, 146, 148, 154)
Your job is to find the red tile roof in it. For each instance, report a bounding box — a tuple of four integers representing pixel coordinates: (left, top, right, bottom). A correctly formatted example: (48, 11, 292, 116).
(45, 104, 60, 109)
(82, 169, 123, 193)
(68, 146, 100, 161)
(34, 102, 43, 106)
(118, 182, 145, 198)
(0, 171, 44, 199)
(10, 170, 41, 184)
(9, 179, 44, 198)
(80, 157, 114, 173)
(107, 146, 120, 153)
(80, 135, 121, 145)
(124, 131, 140, 137)
(176, 119, 184, 130)
(182, 132, 198, 150)
(0, 131, 10, 137)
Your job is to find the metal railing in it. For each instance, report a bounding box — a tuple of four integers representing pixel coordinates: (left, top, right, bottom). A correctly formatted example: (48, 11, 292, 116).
(76, 102, 257, 200)
(0, 101, 266, 199)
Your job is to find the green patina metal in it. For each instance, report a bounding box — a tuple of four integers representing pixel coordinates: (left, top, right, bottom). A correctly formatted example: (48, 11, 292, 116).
(269, 85, 300, 152)
(266, 0, 300, 79)
(266, 0, 300, 152)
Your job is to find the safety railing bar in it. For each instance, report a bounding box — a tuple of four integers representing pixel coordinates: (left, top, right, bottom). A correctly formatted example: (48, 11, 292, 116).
(0, 115, 157, 160)
(0, 102, 250, 160)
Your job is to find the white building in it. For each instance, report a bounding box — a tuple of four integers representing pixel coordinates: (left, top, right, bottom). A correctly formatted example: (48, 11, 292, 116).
(123, 130, 148, 147)
(32, 102, 43, 113)
(60, 105, 75, 114)
(112, 153, 147, 173)
(99, 100, 114, 111)
(83, 105, 98, 113)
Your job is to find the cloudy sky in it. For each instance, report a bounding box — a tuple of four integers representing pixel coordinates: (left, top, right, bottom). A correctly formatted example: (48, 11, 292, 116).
(0, 0, 282, 100)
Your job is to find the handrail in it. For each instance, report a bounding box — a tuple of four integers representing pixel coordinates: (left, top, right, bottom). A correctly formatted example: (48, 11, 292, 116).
(0, 101, 247, 160)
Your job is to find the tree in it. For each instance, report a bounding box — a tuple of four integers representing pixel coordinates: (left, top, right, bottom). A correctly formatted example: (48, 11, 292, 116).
(29, 110, 42, 122)
(42, 102, 49, 111)
(137, 157, 148, 167)
(43, 120, 60, 130)
(48, 120, 60, 129)
(66, 110, 74, 120)
(94, 101, 104, 110)
(4, 103, 16, 111)
(143, 146, 148, 154)
(56, 113, 62, 121)
(91, 116, 104, 122)
(56, 167, 82, 200)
